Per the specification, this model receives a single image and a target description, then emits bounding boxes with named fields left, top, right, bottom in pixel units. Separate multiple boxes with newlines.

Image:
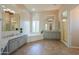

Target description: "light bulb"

left=62, top=19, right=66, bottom=22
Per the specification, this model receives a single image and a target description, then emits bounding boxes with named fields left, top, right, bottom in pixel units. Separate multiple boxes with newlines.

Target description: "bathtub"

left=27, top=33, right=43, bottom=42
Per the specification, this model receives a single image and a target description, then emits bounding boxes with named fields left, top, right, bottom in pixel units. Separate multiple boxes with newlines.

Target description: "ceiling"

left=0, top=4, right=62, bottom=13
left=24, top=4, right=61, bottom=12
left=15, top=4, right=61, bottom=12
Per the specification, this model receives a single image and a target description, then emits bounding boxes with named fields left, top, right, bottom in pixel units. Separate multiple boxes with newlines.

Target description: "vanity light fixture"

left=62, top=19, right=66, bottom=22
left=48, top=18, right=53, bottom=23
left=3, top=8, right=15, bottom=14
left=48, top=19, right=53, bottom=21
left=10, top=10, right=15, bottom=14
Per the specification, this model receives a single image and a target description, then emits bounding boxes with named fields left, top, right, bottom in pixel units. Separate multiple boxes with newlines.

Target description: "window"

left=23, top=21, right=30, bottom=34
left=32, top=20, right=39, bottom=33
left=45, top=24, right=48, bottom=30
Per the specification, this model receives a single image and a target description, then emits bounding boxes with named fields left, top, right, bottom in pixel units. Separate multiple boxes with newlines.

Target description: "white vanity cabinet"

left=18, top=35, right=27, bottom=47
left=2, top=35, right=27, bottom=55
left=43, top=31, right=60, bottom=40
left=8, top=38, right=19, bottom=53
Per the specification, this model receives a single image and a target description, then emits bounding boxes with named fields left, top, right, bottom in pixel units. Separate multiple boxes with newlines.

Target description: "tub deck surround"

left=0, top=33, right=27, bottom=54
left=27, top=33, right=43, bottom=42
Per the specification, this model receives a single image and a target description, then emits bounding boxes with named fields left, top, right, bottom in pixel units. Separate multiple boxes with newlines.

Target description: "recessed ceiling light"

left=32, top=8, right=36, bottom=11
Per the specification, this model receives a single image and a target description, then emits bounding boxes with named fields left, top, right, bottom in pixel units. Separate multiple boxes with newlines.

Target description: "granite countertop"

left=44, top=30, right=60, bottom=32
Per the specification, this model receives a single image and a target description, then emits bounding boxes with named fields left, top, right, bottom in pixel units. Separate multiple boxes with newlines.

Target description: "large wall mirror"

left=45, top=16, right=55, bottom=31
left=2, top=10, right=20, bottom=31
left=61, top=10, right=68, bottom=42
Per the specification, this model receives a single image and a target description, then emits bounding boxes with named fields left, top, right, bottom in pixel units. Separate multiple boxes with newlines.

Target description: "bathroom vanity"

left=43, top=31, right=60, bottom=40
left=1, top=33, right=27, bottom=55
left=43, top=15, right=60, bottom=40
left=0, top=10, right=27, bottom=55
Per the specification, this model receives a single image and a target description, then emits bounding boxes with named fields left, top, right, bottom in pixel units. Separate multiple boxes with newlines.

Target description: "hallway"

left=12, top=39, right=79, bottom=55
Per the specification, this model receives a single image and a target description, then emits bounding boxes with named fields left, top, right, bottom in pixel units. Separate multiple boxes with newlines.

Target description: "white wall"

left=70, top=5, right=79, bottom=47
